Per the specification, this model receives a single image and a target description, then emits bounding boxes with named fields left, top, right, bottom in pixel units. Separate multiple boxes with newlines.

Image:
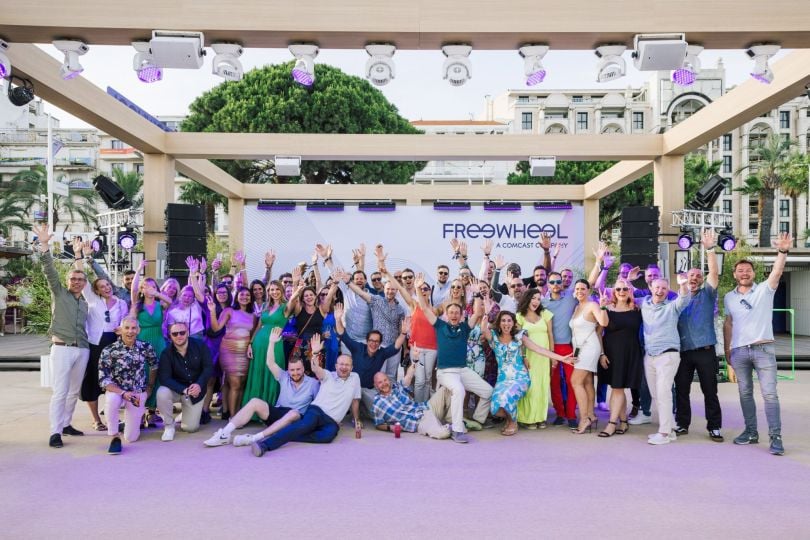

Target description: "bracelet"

left=704, top=245, right=716, bottom=250
left=600, top=306, right=608, bottom=311
left=778, top=249, right=789, bottom=254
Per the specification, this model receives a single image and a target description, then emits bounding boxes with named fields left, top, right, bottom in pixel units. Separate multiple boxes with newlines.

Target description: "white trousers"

left=49, top=345, right=89, bottom=434
left=105, top=391, right=147, bottom=442
left=437, top=367, right=492, bottom=433
left=412, top=347, right=438, bottom=403
left=157, top=387, right=204, bottom=433
left=644, top=351, right=681, bottom=435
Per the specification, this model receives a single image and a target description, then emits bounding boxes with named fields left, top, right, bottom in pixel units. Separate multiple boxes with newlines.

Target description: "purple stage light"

left=484, top=201, right=522, bottom=211
left=62, top=68, right=82, bottom=80
left=526, top=69, right=546, bottom=86
left=720, top=235, right=737, bottom=251
left=750, top=71, right=772, bottom=84
left=672, top=68, right=696, bottom=87
left=137, top=65, right=162, bottom=83
left=0, top=64, right=7, bottom=78
left=292, top=68, right=314, bottom=87
left=677, top=234, right=694, bottom=250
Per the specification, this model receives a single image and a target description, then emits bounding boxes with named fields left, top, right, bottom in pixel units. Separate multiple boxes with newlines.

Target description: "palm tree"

left=11, top=164, right=99, bottom=229
left=779, top=152, right=809, bottom=247
left=735, top=134, right=805, bottom=247
left=178, top=179, right=227, bottom=234
left=110, top=167, right=144, bottom=210
left=0, top=193, right=29, bottom=237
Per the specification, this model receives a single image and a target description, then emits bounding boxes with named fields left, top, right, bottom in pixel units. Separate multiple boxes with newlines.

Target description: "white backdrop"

left=242, top=205, right=584, bottom=284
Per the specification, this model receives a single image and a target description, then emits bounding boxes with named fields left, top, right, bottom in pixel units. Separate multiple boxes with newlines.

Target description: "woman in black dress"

left=597, top=278, right=643, bottom=437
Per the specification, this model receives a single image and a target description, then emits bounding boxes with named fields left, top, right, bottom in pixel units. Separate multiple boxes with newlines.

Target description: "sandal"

left=598, top=421, right=617, bottom=438
left=92, top=421, right=107, bottom=432
left=616, top=420, right=629, bottom=435
left=501, top=423, right=518, bottom=436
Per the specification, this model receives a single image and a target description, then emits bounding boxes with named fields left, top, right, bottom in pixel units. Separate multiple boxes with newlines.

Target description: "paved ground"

left=1, top=370, right=808, bottom=539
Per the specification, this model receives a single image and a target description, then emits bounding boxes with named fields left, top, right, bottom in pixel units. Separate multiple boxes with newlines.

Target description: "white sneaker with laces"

left=648, top=432, right=673, bottom=445
left=628, top=413, right=652, bottom=425
left=233, top=434, right=254, bottom=447
left=203, top=428, right=231, bottom=447
left=161, top=426, right=175, bottom=442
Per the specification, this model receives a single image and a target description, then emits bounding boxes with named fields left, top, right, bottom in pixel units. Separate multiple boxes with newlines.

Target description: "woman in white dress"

left=569, top=279, right=609, bottom=434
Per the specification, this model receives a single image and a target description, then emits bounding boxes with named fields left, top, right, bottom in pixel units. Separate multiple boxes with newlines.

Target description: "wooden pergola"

left=3, top=0, right=810, bottom=274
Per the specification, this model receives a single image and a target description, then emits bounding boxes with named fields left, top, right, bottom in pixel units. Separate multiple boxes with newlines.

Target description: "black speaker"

left=166, top=203, right=205, bottom=221
left=93, top=175, right=132, bottom=210
left=622, top=206, right=659, bottom=222
left=167, top=236, right=206, bottom=254
left=621, top=221, right=659, bottom=238
left=166, top=203, right=206, bottom=271
left=622, top=237, right=659, bottom=254
left=168, top=252, right=206, bottom=269
left=166, top=220, right=206, bottom=237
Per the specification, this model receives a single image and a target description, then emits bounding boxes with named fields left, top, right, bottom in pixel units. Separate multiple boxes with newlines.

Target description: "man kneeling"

left=204, top=328, right=320, bottom=447
left=251, top=334, right=361, bottom=457
left=373, top=359, right=452, bottom=439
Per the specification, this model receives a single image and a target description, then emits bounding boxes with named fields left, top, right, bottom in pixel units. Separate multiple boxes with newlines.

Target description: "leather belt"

left=53, top=341, right=80, bottom=347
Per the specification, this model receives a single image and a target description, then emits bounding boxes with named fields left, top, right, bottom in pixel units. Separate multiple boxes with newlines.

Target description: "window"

left=576, top=112, right=588, bottom=131
left=722, top=200, right=732, bottom=214
left=779, top=222, right=790, bottom=234
left=111, top=139, right=125, bottom=150
left=779, top=199, right=790, bottom=218
left=723, top=179, right=732, bottom=195
left=722, top=134, right=732, bottom=151
left=572, top=95, right=583, bottom=103
left=111, top=162, right=125, bottom=172
left=723, top=155, right=732, bottom=173
left=633, top=112, right=644, bottom=130
left=749, top=199, right=759, bottom=216
left=517, top=95, right=530, bottom=103
left=780, top=111, right=790, bottom=129
left=521, top=112, right=533, bottom=131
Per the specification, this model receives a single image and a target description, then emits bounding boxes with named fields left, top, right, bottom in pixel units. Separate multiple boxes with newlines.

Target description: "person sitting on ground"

left=157, top=321, right=214, bottom=441
left=204, top=328, right=320, bottom=448
left=98, top=316, right=157, bottom=455
left=372, top=359, right=454, bottom=440
left=251, top=344, right=362, bottom=457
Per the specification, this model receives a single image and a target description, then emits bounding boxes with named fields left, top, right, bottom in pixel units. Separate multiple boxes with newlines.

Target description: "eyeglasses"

left=170, top=330, right=187, bottom=337
left=615, top=287, right=629, bottom=292
left=69, top=277, right=86, bottom=282
left=740, top=299, right=753, bottom=310
left=547, top=280, right=562, bottom=285
left=281, top=280, right=292, bottom=285
left=450, top=285, right=462, bottom=289
left=318, top=293, right=328, bottom=298
left=104, top=310, right=110, bottom=323
left=401, top=275, right=414, bottom=280
left=221, top=280, right=233, bottom=285
left=367, top=338, right=381, bottom=344
left=420, top=286, right=430, bottom=293
left=371, top=277, right=382, bottom=282
left=437, top=271, right=449, bottom=276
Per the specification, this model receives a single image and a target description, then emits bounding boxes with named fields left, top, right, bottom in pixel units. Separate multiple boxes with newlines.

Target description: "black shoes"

left=200, top=410, right=212, bottom=425
left=709, top=429, right=724, bottom=442
left=674, top=426, right=689, bottom=435
left=769, top=435, right=785, bottom=456
left=552, top=416, right=566, bottom=426
left=49, top=433, right=63, bottom=448
left=733, top=431, right=759, bottom=445
left=62, top=425, right=84, bottom=436
left=107, top=436, right=122, bottom=455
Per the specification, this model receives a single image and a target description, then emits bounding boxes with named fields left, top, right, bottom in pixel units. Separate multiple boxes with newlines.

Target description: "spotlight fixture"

left=149, top=30, right=205, bottom=69
left=441, top=44, right=472, bottom=87
left=677, top=228, right=694, bottom=250
left=519, top=44, right=548, bottom=86
left=358, top=201, right=396, bottom=212
left=7, top=75, right=34, bottom=106
left=306, top=201, right=344, bottom=212
left=53, top=40, right=89, bottom=80
left=132, top=41, right=162, bottom=83
left=595, top=45, right=626, bottom=83
left=0, top=39, right=10, bottom=79
left=534, top=201, right=573, bottom=211
left=289, top=43, right=318, bottom=87
left=747, top=44, right=780, bottom=84
left=117, top=228, right=137, bottom=251
left=433, top=200, right=471, bottom=211
left=90, top=231, right=107, bottom=256
left=211, top=43, right=243, bottom=81
left=93, top=174, right=133, bottom=210
left=672, top=45, right=703, bottom=87
left=274, top=155, right=302, bottom=176
left=257, top=200, right=296, bottom=211
left=718, top=226, right=737, bottom=251
left=483, top=201, right=522, bottom=211
left=365, top=44, right=396, bottom=86
left=529, top=156, right=556, bottom=177
left=688, top=174, right=726, bottom=211
left=632, top=33, right=687, bottom=71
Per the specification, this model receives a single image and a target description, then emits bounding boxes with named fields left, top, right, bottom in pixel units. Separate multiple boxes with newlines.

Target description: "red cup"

left=393, top=422, right=401, bottom=438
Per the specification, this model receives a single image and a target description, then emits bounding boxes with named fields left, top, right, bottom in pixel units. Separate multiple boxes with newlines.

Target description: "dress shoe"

left=62, top=425, right=84, bottom=436
left=49, top=433, right=64, bottom=448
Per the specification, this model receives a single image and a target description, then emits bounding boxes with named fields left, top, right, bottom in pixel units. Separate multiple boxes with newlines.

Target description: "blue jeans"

left=256, top=405, right=339, bottom=453
left=729, top=343, right=781, bottom=436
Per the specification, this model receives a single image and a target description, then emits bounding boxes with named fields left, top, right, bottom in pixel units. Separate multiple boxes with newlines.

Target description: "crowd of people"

left=32, top=221, right=790, bottom=457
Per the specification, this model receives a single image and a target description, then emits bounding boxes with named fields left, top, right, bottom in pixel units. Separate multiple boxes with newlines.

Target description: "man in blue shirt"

left=723, top=233, right=791, bottom=456
left=675, top=230, right=723, bottom=442
left=543, top=271, right=579, bottom=427
left=203, top=328, right=321, bottom=448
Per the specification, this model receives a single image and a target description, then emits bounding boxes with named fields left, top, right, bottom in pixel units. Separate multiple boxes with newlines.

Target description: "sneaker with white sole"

left=203, top=428, right=231, bottom=447
left=628, top=413, right=652, bottom=425
left=161, top=426, right=175, bottom=442
left=648, top=432, right=673, bottom=445
left=233, top=434, right=254, bottom=447
left=451, top=431, right=470, bottom=444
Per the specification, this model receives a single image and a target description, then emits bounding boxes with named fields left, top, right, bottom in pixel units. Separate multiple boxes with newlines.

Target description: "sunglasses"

left=371, top=277, right=382, bottom=282
left=401, top=275, right=414, bottom=280
left=104, top=310, right=110, bottom=323
left=547, top=280, right=562, bottom=285
left=437, top=271, right=449, bottom=276
left=450, top=285, right=462, bottom=289
left=740, top=299, right=753, bottom=310
left=221, top=280, right=233, bottom=285
left=170, top=330, right=187, bottom=337
left=420, top=286, right=430, bottom=292
left=319, top=293, right=328, bottom=297
left=615, top=287, right=629, bottom=292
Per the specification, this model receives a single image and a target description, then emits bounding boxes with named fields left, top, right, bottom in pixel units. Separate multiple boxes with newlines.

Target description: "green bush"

left=12, top=255, right=73, bottom=334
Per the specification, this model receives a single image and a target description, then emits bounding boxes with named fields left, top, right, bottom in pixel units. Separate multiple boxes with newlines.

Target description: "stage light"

left=484, top=201, right=522, bottom=211
left=289, top=44, right=318, bottom=87
left=672, top=45, right=703, bottom=87
left=677, top=229, right=694, bottom=249
left=7, top=75, right=34, bottom=106
left=534, top=201, right=573, bottom=210
left=117, top=228, right=137, bottom=251
left=91, top=231, right=107, bottom=255
left=93, top=174, right=133, bottom=210
left=719, top=226, right=737, bottom=251
left=358, top=201, right=396, bottom=212
left=0, top=39, right=10, bottom=79
left=211, top=43, right=243, bottom=81
left=306, top=201, right=344, bottom=212
left=519, top=45, right=548, bottom=86
left=632, top=33, right=687, bottom=71
left=595, top=45, right=626, bottom=83
left=132, top=41, right=162, bottom=83
left=688, top=174, right=726, bottom=211
left=257, top=200, right=296, bottom=211
left=747, top=44, right=780, bottom=84
left=441, top=44, right=472, bottom=87
left=365, top=44, right=396, bottom=86
left=53, top=40, right=88, bottom=80
left=433, top=201, right=471, bottom=211
left=275, top=155, right=301, bottom=176
left=150, top=30, right=205, bottom=69
left=529, top=156, right=556, bottom=177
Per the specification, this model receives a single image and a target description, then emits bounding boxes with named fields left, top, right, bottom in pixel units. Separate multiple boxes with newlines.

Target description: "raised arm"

left=491, top=254, right=506, bottom=290
left=353, top=243, right=366, bottom=274
left=480, top=315, right=492, bottom=342
left=206, top=296, right=229, bottom=332
left=311, top=249, right=323, bottom=292
left=701, top=229, right=720, bottom=290
left=413, top=276, right=438, bottom=325
left=319, top=280, right=339, bottom=317
left=333, top=302, right=345, bottom=335
left=587, top=241, right=609, bottom=289
left=262, top=250, right=276, bottom=284
left=265, top=327, right=285, bottom=379
left=478, top=240, right=493, bottom=280
left=593, top=291, right=610, bottom=327
left=467, top=296, right=484, bottom=328
left=380, top=265, right=415, bottom=310
left=309, top=333, right=327, bottom=381
left=285, top=283, right=305, bottom=316
left=767, top=232, right=792, bottom=290
left=522, top=334, right=573, bottom=364
left=539, top=233, right=552, bottom=272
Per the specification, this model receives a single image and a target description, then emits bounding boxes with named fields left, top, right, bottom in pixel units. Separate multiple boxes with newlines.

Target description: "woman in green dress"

left=243, top=281, right=293, bottom=407
left=516, top=288, right=555, bottom=429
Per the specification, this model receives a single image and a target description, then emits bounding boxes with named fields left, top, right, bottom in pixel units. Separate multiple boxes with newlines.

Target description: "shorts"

left=264, top=406, right=293, bottom=426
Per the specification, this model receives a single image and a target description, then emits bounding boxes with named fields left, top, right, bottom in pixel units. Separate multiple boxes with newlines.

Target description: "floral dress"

left=489, top=330, right=531, bottom=420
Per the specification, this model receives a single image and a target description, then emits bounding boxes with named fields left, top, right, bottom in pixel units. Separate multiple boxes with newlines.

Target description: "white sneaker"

left=668, top=431, right=677, bottom=441
left=161, top=426, right=175, bottom=442
left=648, top=433, right=673, bottom=445
left=233, top=434, right=254, bottom=447
left=203, top=428, right=231, bottom=447
left=628, top=413, right=652, bottom=425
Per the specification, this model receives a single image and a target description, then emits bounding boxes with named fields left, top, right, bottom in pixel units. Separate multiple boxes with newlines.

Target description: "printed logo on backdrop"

left=442, top=222, right=569, bottom=251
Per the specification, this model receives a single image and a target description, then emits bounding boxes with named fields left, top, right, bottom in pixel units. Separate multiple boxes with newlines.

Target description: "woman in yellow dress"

left=516, top=288, right=555, bottom=429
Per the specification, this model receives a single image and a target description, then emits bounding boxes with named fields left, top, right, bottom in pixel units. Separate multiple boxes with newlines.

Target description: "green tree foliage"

left=13, top=254, right=72, bottom=334
left=11, top=165, right=98, bottom=229
left=178, top=180, right=227, bottom=234
left=182, top=61, right=426, bottom=184
left=0, top=190, right=29, bottom=236
left=110, top=168, right=144, bottom=210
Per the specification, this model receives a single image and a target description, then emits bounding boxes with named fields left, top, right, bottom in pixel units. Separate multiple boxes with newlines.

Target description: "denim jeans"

left=257, top=405, right=339, bottom=453
left=729, top=343, right=781, bottom=436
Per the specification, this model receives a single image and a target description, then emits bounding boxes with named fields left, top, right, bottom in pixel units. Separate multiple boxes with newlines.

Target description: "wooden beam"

left=175, top=159, right=244, bottom=199
left=241, top=183, right=585, bottom=201
left=663, top=49, right=810, bottom=155
left=165, top=133, right=663, bottom=161
left=583, top=161, right=653, bottom=199
left=1, top=1, right=809, bottom=48
left=4, top=44, right=167, bottom=154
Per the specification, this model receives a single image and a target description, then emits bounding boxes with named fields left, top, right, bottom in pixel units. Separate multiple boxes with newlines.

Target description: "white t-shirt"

left=312, top=371, right=361, bottom=423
